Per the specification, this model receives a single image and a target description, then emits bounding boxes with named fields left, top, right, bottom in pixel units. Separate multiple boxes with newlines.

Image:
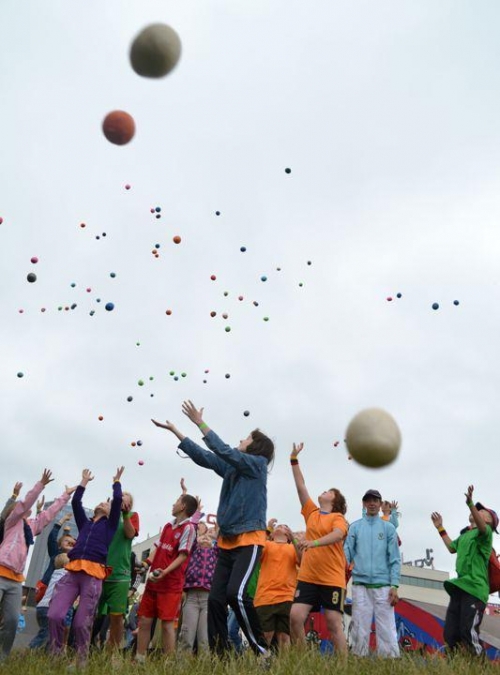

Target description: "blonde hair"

left=54, top=553, right=69, bottom=569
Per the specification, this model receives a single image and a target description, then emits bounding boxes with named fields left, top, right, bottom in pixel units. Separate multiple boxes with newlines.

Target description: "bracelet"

left=313, top=540, right=320, bottom=547
left=438, top=528, right=448, bottom=538
left=199, top=422, right=208, bottom=431
left=123, top=512, right=132, bottom=520
left=467, top=500, right=474, bottom=508
left=290, top=458, right=299, bottom=466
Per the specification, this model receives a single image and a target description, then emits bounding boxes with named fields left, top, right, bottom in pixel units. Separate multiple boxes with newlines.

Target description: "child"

left=152, top=400, right=274, bottom=657
left=135, top=491, right=197, bottom=660
left=48, top=467, right=124, bottom=667
left=254, top=522, right=300, bottom=650
left=31, top=553, right=70, bottom=650
left=432, top=485, right=497, bottom=656
left=96, top=491, right=140, bottom=651
left=0, top=471, right=74, bottom=661
left=178, top=526, right=218, bottom=652
left=289, top=443, right=348, bottom=655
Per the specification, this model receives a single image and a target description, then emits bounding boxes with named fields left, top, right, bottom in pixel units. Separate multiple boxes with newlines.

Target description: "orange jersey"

left=217, top=530, right=267, bottom=550
left=254, top=540, right=298, bottom=607
left=297, top=498, right=348, bottom=588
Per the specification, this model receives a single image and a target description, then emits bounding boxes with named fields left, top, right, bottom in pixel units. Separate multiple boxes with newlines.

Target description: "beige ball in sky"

left=130, top=24, right=182, bottom=78
left=345, top=408, right=401, bottom=468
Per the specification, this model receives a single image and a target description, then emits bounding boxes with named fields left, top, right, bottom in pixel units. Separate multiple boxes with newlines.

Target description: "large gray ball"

left=130, top=24, right=182, bottom=78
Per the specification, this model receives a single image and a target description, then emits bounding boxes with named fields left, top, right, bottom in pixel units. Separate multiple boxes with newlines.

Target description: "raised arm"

left=72, top=470, right=94, bottom=531
left=5, top=470, right=53, bottom=528
left=465, top=485, right=487, bottom=534
left=431, top=512, right=456, bottom=554
left=290, top=443, right=310, bottom=508
left=108, top=467, right=124, bottom=538
left=1, top=482, right=22, bottom=521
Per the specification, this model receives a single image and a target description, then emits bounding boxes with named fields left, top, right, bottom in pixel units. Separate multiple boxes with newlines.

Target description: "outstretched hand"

left=81, top=469, right=94, bottom=485
left=151, top=418, right=177, bottom=433
left=113, top=466, right=125, bottom=483
left=180, top=478, right=187, bottom=494
left=431, top=512, right=443, bottom=529
left=36, top=495, right=45, bottom=513
left=291, top=442, right=304, bottom=459
left=40, top=469, right=54, bottom=486
left=465, top=485, right=474, bottom=505
left=65, top=485, right=77, bottom=496
left=182, top=400, right=204, bottom=426
left=12, top=482, right=22, bottom=498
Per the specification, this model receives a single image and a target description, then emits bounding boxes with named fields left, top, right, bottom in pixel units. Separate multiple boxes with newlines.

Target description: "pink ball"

left=31, top=256, right=39, bottom=264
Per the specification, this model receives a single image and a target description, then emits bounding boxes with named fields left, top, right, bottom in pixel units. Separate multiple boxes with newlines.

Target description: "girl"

left=152, top=399, right=274, bottom=657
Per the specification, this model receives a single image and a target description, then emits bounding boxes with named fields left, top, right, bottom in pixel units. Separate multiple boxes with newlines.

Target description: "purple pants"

left=48, top=571, right=102, bottom=661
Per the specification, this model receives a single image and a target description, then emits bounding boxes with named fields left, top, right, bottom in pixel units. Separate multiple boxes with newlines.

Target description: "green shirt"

left=444, top=525, right=492, bottom=604
left=106, top=512, right=139, bottom=582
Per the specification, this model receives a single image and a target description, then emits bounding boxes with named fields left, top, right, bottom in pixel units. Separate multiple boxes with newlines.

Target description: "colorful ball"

left=102, top=110, right=136, bottom=146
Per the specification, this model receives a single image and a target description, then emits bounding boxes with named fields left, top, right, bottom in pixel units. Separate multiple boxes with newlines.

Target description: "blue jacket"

left=344, top=515, right=401, bottom=587
left=179, top=430, right=268, bottom=537
left=68, top=481, right=122, bottom=565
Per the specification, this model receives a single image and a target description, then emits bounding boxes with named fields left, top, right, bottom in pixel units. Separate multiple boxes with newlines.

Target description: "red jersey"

left=149, top=518, right=196, bottom=593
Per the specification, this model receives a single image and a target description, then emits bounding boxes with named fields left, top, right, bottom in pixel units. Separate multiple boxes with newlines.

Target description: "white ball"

left=345, top=408, right=401, bottom=468
left=130, top=24, right=182, bottom=78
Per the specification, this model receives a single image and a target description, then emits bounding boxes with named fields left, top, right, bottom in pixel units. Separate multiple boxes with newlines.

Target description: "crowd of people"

left=0, top=399, right=497, bottom=666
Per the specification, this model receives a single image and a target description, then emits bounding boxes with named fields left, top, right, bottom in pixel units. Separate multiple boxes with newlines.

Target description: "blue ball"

left=453, top=300, right=460, bottom=306
left=396, top=293, right=402, bottom=299
left=261, top=275, right=267, bottom=282
left=105, top=302, right=115, bottom=311
left=110, top=272, right=116, bottom=278
left=432, top=303, right=439, bottom=310
left=240, top=246, right=246, bottom=252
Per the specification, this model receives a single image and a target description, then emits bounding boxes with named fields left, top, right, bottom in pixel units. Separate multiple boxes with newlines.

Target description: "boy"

left=432, top=484, right=497, bottom=656
left=344, top=489, right=401, bottom=658
left=135, top=491, right=197, bottom=660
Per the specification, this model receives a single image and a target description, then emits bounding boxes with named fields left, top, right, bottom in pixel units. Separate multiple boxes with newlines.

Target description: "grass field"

left=4, top=649, right=499, bottom=675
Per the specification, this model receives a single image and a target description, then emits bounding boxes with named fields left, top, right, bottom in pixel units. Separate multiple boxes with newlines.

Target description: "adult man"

left=344, top=489, right=400, bottom=658
left=97, top=491, right=139, bottom=650
left=432, top=485, right=497, bottom=656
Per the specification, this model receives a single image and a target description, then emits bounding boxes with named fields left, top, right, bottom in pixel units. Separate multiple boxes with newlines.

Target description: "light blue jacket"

left=344, top=515, right=401, bottom=587
left=179, top=430, right=268, bottom=537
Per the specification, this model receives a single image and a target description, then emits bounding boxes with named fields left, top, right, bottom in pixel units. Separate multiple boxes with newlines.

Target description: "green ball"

left=225, top=326, right=231, bottom=332
left=138, top=379, right=144, bottom=386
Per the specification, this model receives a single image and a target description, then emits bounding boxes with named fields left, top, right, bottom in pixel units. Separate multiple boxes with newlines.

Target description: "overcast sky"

left=2, top=0, right=500, bottom=591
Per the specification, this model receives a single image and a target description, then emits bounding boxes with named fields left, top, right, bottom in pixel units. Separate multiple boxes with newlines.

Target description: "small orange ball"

left=173, top=235, right=181, bottom=244
left=131, top=441, right=136, bottom=447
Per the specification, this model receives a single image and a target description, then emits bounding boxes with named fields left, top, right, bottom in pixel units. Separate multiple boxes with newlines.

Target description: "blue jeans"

left=29, top=607, right=49, bottom=650
left=227, top=607, right=243, bottom=653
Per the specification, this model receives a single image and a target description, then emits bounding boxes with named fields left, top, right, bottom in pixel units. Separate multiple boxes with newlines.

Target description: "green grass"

left=4, top=649, right=499, bottom=675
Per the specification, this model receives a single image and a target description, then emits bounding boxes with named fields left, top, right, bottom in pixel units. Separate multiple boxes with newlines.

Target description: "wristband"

left=199, top=422, right=208, bottom=431
left=313, top=540, right=320, bottom=547
left=438, top=528, right=448, bottom=538
left=123, top=512, right=132, bottom=519
left=467, top=500, right=474, bottom=508
left=11, top=494, right=17, bottom=500
left=293, top=539, right=298, bottom=545
left=290, top=458, right=299, bottom=466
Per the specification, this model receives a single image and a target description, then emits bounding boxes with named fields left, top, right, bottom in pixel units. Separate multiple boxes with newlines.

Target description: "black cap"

left=362, top=489, right=382, bottom=501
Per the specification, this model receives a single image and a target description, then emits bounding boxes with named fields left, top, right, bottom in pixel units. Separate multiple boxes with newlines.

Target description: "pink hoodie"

left=0, top=481, right=70, bottom=576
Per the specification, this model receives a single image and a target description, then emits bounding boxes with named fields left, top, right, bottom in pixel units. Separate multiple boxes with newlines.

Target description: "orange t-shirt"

left=297, top=498, right=348, bottom=588
left=254, top=540, right=298, bottom=607
left=217, top=530, right=267, bottom=550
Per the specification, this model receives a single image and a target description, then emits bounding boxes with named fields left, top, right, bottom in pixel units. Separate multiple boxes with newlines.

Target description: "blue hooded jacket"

left=179, top=430, right=267, bottom=537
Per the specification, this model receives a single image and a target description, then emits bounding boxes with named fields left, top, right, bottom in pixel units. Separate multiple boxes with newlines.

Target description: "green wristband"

left=314, top=540, right=320, bottom=547
left=199, top=422, right=208, bottom=431
left=467, top=500, right=474, bottom=508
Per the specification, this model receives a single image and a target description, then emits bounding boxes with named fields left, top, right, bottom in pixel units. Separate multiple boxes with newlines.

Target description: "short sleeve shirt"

left=297, top=498, right=348, bottom=588
left=445, top=525, right=493, bottom=604
left=106, top=513, right=140, bottom=582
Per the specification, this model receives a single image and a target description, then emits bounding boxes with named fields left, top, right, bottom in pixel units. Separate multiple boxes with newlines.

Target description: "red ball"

left=173, top=235, right=181, bottom=244
left=31, top=256, right=38, bottom=264
left=102, top=111, right=136, bottom=146
left=165, top=309, right=172, bottom=315
left=210, top=274, right=216, bottom=281
left=98, top=415, right=104, bottom=421
left=386, top=297, right=393, bottom=302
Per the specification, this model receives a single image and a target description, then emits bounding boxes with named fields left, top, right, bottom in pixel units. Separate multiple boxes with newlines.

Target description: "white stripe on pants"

left=351, top=585, right=399, bottom=658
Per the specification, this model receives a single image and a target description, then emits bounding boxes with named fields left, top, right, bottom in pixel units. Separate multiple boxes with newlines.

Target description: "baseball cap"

left=475, top=502, right=499, bottom=533
left=362, top=489, right=382, bottom=501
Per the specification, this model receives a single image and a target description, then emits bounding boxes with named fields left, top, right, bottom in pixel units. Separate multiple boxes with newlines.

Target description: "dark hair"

left=247, top=429, right=275, bottom=465
left=328, top=488, right=347, bottom=515
left=181, top=494, right=198, bottom=518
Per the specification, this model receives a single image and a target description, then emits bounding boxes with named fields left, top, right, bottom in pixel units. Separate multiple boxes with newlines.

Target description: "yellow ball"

left=345, top=408, right=401, bottom=468
left=130, top=24, right=182, bottom=78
